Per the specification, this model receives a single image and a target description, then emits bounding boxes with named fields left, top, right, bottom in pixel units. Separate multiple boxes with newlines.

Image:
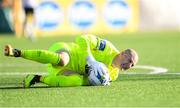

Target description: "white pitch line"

left=0, top=72, right=48, bottom=76
left=0, top=64, right=44, bottom=67
left=132, top=65, right=168, bottom=74
left=0, top=64, right=177, bottom=76
left=120, top=73, right=180, bottom=75
left=1, top=72, right=180, bottom=76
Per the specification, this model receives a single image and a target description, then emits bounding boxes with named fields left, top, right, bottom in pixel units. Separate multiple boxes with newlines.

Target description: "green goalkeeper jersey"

left=47, top=34, right=120, bottom=81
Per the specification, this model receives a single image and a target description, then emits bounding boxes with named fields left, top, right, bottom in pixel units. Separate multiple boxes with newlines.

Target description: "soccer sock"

left=13, top=49, right=21, bottom=57
left=30, top=75, right=41, bottom=85
left=40, top=75, right=89, bottom=87
left=21, top=50, right=61, bottom=65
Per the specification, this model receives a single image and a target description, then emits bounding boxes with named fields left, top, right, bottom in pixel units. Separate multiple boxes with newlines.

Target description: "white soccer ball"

left=87, top=63, right=111, bottom=86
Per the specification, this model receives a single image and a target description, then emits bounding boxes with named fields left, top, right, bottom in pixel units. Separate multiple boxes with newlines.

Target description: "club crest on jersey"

left=99, top=40, right=106, bottom=51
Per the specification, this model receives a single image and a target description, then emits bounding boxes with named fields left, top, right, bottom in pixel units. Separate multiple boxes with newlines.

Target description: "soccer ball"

left=86, top=63, right=111, bottom=86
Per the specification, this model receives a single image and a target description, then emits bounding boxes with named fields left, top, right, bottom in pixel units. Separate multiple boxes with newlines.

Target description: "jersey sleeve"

left=75, top=34, right=101, bottom=59
left=75, top=34, right=98, bottom=51
left=75, top=34, right=118, bottom=53
left=75, top=34, right=119, bottom=63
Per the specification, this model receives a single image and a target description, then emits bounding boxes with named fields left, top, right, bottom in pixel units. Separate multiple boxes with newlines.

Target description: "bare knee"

left=59, top=52, right=70, bottom=66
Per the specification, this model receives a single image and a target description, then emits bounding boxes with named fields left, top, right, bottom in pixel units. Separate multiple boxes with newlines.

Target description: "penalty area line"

left=0, top=65, right=179, bottom=76
left=0, top=64, right=44, bottom=67
left=0, top=72, right=180, bottom=76
left=0, top=64, right=168, bottom=74
left=0, top=72, right=48, bottom=76
left=120, top=73, right=180, bottom=75
left=132, top=65, right=168, bottom=74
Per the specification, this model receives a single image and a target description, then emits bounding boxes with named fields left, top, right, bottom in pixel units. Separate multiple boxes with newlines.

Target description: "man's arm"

left=75, top=34, right=98, bottom=56
left=75, top=34, right=119, bottom=55
left=75, top=34, right=120, bottom=82
left=75, top=34, right=106, bottom=51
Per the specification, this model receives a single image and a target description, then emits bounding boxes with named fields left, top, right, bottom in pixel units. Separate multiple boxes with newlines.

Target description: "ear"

left=118, top=52, right=124, bottom=60
left=121, top=51, right=125, bottom=56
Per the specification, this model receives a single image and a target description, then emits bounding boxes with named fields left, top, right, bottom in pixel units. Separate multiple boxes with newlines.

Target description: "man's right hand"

left=86, top=56, right=106, bottom=75
left=85, top=56, right=110, bottom=85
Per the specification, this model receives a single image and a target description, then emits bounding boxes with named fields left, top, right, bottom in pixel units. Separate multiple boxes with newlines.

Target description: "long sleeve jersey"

left=47, top=34, right=120, bottom=81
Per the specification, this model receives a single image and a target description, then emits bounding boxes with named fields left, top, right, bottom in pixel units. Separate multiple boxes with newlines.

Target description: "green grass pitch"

left=0, top=31, right=180, bottom=107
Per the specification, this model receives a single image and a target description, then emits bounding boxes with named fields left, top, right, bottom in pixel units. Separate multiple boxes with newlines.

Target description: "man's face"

left=119, top=52, right=137, bottom=70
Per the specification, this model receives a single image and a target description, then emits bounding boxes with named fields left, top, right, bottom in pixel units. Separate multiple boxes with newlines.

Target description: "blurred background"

left=1, top=0, right=180, bottom=107
left=0, top=0, right=180, bottom=38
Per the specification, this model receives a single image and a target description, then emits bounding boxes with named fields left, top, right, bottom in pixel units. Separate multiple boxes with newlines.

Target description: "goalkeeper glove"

left=86, top=56, right=110, bottom=86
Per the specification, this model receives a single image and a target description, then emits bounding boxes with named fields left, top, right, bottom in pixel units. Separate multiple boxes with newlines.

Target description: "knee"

left=59, top=52, right=70, bottom=66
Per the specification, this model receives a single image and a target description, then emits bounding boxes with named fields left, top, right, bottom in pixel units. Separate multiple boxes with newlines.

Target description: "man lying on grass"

left=4, top=34, right=138, bottom=88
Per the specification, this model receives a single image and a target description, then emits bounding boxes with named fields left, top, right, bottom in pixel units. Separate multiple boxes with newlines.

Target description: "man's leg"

left=21, top=50, right=60, bottom=65
left=41, top=74, right=89, bottom=87
left=23, top=74, right=89, bottom=88
left=23, top=74, right=41, bottom=88
left=4, top=45, right=69, bottom=66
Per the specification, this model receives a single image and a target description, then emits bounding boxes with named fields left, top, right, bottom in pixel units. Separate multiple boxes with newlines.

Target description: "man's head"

left=113, top=49, right=138, bottom=70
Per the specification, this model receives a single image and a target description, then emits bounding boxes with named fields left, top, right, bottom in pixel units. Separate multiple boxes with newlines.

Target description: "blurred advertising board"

left=34, top=0, right=139, bottom=36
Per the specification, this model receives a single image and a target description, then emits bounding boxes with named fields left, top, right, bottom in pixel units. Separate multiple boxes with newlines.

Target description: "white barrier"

left=140, top=0, right=180, bottom=30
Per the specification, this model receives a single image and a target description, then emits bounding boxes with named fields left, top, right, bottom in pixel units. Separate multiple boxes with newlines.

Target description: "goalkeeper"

left=4, top=34, right=138, bottom=87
